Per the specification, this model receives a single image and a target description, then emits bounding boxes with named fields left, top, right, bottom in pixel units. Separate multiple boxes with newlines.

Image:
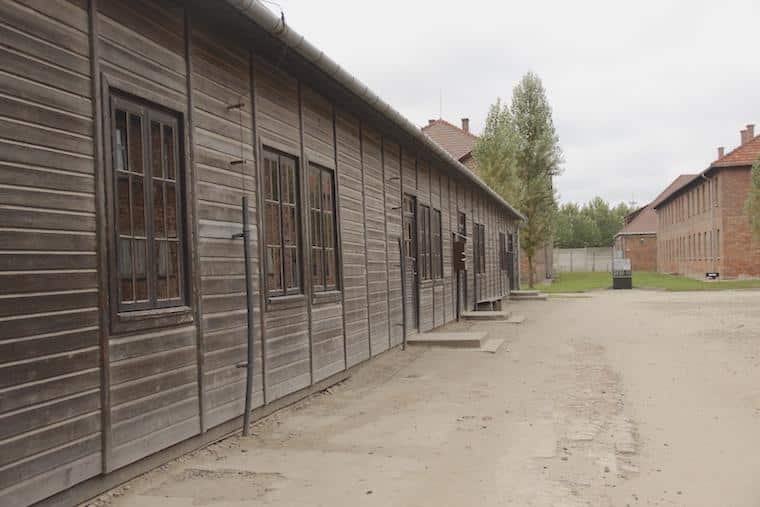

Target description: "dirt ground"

left=87, top=290, right=760, bottom=506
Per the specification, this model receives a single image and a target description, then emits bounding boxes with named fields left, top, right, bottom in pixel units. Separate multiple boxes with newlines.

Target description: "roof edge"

left=221, top=0, right=525, bottom=221
left=709, top=133, right=760, bottom=169
left=615, top=231, right=656, bottom=238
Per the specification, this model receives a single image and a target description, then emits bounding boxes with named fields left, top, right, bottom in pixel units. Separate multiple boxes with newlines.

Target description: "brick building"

left=614, top=204, right=658, bottom=271
left=654, top=125, right=760, bottom=278
left=422, top=118, right=554, bottom=284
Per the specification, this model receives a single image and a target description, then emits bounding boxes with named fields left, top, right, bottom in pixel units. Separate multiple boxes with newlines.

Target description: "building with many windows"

left=654, top=126, right=760, bottom=278
left=0, top=1, right=524, bottom=505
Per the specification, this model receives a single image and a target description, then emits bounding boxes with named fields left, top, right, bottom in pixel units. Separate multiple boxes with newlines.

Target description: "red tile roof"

left=617, top=204, right=657, bottom=236
left=653, top=134, right=760, bottom=209
left=421, top=119, right=479, bottom=162
left=650, top=174, right=697, bottom=209
left=711, top=134, right=760, bottom=168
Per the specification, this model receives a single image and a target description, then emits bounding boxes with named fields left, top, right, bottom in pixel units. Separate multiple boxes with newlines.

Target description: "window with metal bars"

left=110, top=93, right=186, bottom=313
left=419, top=204, right=431, bottom=280
left=431, top=209, right=442, bottom=279
left=474, top=223, right=486, bottom=274
left=457, top=211, right=466, bottom=238
left=499, top=232, right=507, bottom=270
left=309, top=163, right=338, bottom=291
left=263, top=148, right=301, bottom=297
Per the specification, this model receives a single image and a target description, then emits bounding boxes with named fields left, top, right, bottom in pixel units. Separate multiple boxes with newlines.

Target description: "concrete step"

left=480, top=338, right=505, bottom=353
left=461, top=310, right=510, bottom=321
left=406, top=332, right=486, bottom=349
left=510, top=292, right=548, bottom=301
left=506, top=314, right=526, bottom=324
left=510, top=289, right=540, bottom=297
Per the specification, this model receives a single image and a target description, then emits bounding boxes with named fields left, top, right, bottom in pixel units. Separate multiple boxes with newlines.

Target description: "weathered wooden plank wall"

left=191, top=24, right=263, bottom=430
left=253, top=57, right=311, bottom=402
left=444, top=176, right=455, bottom=318
left=416, top=159, right=433, bottom=332
left=400, top=149, right=417, bottom=330
left=0, top=1, right=102, bottom=505
left=301, top=86, right=345, bottom=381
left=382, top=140, right=403, bottom=347
left=362, top=126, right=390, bottom=355
left=335, top=111, right=369, bottom=366
left=0, top=1, right=521, bottom=504
left=96, top=0, right=202, bottom=472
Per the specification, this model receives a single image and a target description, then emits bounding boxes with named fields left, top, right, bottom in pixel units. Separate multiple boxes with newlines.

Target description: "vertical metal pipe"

left=398, top=237, right=407, bottom=350
left=241, top=196, right=255, bottom=436
left=456, top=262, right=461, bottom=322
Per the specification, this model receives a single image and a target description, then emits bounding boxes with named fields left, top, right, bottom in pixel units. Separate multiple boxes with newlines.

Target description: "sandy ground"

left=87, top=290, right=760, bottom=506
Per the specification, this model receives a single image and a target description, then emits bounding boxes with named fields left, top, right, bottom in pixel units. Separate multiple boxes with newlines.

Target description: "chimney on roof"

left=428, top=119, right=436, bottom=126
left=747, top=124, right=756, bottom=139
left=461, top=118, right=469, bottom=133
left=741, top=128, right=750, bottom=145
left=718, top=146, right=725, bottom=158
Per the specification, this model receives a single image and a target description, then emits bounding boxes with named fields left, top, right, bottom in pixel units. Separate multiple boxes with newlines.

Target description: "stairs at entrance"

left=406, top=332, right=487, bottom=348
left=461, top=310, right=510, bottom=321
left=509, top=289, right=548, bottom=301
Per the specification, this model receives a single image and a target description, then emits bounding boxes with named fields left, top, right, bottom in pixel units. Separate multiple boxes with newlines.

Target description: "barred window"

left=499, top=232, right=507, bottom=270
left=419, top=204, right=431, bottom=280
left=431, top=209, right=442, bottom=279
left=111, top=93, right=185, bottom=312
left=263, top=148, right=301, bottom=297
left=474, top=223, right=486, bottom=274
left=309, top=164, right=338, bottom=291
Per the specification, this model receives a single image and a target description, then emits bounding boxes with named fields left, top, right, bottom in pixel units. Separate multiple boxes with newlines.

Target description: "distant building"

left=653, top=125, right=760, bottom=278
left=423, top=118, right=553, bottom=284
left=614, top=204, right=658, bottom=271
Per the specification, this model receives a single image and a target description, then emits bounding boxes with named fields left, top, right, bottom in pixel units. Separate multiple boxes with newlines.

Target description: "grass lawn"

left=537, top=271, right=760, bottom=293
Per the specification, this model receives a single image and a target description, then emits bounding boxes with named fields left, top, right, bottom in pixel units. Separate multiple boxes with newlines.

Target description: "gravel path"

left=87, top=290, right=760, bottom=506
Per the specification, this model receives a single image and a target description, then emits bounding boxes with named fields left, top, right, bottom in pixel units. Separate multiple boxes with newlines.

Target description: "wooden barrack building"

left=0, top=1, right=523, bottom=505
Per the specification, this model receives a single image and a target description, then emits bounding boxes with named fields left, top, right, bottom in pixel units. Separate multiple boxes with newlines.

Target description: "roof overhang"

left=202, top=0, right=525, bottom=221
left=615, top=231, right=656, bottom=238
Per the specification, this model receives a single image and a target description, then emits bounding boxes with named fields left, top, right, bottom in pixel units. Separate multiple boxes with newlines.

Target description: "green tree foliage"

left=744, top=158, right=760, bottom=240
left=474, top=72, right=562, bottom=287
left=474, top=99, right=519, bottom=205
left=554, top=197, right=635, bottom=248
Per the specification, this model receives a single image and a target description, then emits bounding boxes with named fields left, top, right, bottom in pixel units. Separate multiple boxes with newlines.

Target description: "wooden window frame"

left=309, top=162, right=339, bottom=293
left=431, top=208, right=443, bottom=279
left=262, top=146, right=303, bottom=300
left=103, top=88, right=192, bottom=335
left=474, top=223, right=486, bottom=274
left=418, top=204, right=432, bottom=281
left=457, top=211, right=467, bottom=239
left=499, top=232, right=507, bottom=271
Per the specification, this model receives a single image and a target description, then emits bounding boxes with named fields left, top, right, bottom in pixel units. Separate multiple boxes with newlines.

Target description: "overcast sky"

left=273, top=0, right=760, bottom=206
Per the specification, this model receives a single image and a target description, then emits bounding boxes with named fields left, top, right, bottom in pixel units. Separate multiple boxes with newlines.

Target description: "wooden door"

left=402, top=194, right=418, bottom=329
left=456, top=211, right=467, bottom=314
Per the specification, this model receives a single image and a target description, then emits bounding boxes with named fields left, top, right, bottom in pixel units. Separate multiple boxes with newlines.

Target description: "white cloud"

left=274, top=0, right=760, bottom=206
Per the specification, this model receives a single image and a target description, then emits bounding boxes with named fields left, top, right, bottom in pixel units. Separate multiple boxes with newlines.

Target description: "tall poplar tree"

left=474, top=99, right=519, bottom=205
left=511, top=73, right=562, bottom=287
left=475, top=72, right=562, bottom=287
